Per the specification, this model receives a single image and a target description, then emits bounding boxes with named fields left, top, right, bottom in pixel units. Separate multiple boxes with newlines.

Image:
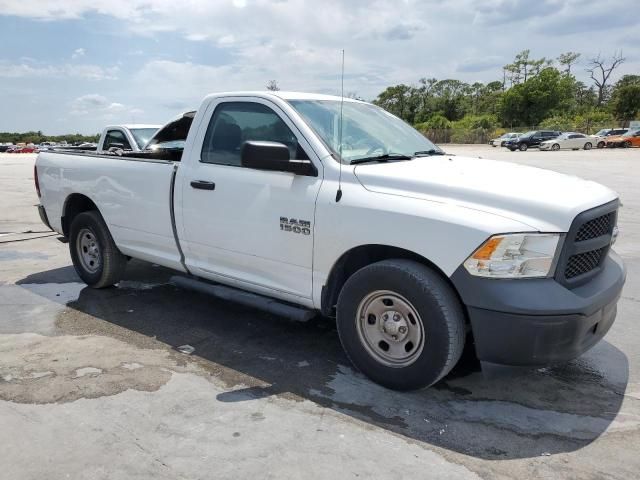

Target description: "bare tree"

left=266, top=80, right=280, bottom=91
left=587, top=52, right=625, bottom=105
left=557, top=51, right=581, bottom=75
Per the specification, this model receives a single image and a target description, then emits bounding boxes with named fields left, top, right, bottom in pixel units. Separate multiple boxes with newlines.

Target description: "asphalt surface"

left=1, top=146, right=639, bottom=479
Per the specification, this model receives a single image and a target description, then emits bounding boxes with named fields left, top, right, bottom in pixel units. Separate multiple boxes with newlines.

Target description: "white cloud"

left=71, top=48, right=85, bottom=59
left=70, top=94, right=143, bottom=120
left=0, top=61, right=118, bottom=80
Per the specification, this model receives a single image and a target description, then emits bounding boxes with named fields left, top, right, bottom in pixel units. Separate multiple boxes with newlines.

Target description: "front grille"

left=565, top=247, right=607, bottom=279
left=557, top=201, right=618, bottom=286
left=575, top=213, right=614, bottom=242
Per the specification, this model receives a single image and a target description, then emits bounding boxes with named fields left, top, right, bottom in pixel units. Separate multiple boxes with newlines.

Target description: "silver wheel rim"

left=356, top=290, right=425, bottom=368
left=552, top=144, right=559, bottom=150
left=585, top=143, right=592, bottom=150
left=76, top=227, right=101, bottom=273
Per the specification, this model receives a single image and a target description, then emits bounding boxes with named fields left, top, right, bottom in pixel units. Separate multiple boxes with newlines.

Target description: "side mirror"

left=241, top=141, right=317, bottom=176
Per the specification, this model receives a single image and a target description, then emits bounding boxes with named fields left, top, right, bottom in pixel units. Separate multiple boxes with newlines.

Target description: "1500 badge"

left=280, top=217, right=311, bottom=235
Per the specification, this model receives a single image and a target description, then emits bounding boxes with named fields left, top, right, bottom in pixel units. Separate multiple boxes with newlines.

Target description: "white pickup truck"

left=35, top=91, right=626, bottom=390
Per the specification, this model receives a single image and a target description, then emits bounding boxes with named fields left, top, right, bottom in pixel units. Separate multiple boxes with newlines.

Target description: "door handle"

left=190, top=180, right=215, bottom=190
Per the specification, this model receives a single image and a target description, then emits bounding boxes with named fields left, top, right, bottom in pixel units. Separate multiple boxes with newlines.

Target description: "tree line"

left=0, top=131, right=99, bottom=145
left=372, top=50, right=640, bottom=142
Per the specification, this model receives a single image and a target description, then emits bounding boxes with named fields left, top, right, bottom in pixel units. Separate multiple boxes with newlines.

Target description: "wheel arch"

left=320, top=244, right=461, bottom=317
left=61, top=193, right=100, bottom=237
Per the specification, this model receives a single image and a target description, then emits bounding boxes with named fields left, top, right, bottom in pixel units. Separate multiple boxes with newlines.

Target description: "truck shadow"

left=18, top=261, right=629, bottom=460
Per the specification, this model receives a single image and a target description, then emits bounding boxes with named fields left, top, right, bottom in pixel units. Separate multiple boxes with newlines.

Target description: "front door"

left=179, top=98, right=323, bottom=303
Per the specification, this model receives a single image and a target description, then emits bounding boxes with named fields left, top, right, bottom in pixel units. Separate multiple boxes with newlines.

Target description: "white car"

left=35, top=91, right=625, bottom=390
left=539, top=132, right=593, bottom=151
left=489, top=132, right=520, bottom=147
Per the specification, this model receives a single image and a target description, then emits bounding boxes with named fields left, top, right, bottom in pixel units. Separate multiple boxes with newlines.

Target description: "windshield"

left=594, top=129, right=609, bottom=136
left=521, top=131, right=536, bottom=138
left=130, top=128, right=159, bottom=149
left=288, top=100, right=442, bottom=164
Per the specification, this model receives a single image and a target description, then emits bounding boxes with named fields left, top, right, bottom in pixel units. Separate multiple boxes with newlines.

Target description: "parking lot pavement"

left=1, top=149, right=639, bottom=479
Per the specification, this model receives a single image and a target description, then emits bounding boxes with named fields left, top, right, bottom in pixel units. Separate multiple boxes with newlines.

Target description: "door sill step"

left=170, top=275, right=316, bottom=322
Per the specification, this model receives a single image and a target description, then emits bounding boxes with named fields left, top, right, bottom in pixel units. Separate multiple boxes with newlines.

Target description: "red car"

left=6, top=146, right=36, bottom=153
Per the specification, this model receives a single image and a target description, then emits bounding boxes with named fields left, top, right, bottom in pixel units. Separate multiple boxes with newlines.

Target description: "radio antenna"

left=335, top=49, right=345, bottom=203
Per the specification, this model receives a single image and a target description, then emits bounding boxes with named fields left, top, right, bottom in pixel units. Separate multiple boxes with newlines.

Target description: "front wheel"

left=336, top=260, right=466, bottom=390
left=69, top=211, right=126, bottom=288
left=597, top=141, right=605, bottom=149
left=624, top=141, right=632, bottom=148
left=519, top=143, right=528, bottom=151
left=551, top=143, right=560, bottom=151
left=584, top=142, right=592, bottom=150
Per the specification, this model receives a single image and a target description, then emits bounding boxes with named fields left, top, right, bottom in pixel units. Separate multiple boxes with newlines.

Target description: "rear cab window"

left=103, top=130, right=132, bottom=150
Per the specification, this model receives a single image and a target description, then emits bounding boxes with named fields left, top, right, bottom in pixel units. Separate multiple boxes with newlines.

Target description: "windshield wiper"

left=350, top=153, right=413, bottom=165
left=413, top=149, right=445, bottom=156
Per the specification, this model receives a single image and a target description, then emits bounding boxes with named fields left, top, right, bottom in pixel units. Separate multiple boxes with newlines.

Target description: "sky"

left=0, top=0, right=638, bottom=135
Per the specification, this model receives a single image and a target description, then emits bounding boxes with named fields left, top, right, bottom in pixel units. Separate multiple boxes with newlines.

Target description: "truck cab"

left=97, top=124, right=161, bottom=152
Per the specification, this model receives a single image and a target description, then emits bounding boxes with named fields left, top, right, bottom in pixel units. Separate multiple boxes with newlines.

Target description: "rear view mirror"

left=241, top=141, right=316, bottom=176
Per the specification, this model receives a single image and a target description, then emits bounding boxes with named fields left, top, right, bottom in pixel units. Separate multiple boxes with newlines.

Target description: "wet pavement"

left=1, top=150, right=640, bottom=479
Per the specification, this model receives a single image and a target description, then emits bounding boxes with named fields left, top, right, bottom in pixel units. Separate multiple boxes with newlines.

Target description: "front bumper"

left=450, top=251, right=626, bottom=366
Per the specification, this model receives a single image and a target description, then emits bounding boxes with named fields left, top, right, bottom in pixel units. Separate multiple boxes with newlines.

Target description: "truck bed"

left=36, top=150, right=185, bottom=271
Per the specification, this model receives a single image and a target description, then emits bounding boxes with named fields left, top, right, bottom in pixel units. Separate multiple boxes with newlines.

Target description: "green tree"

left=557, top=52, right=581, bottom=75
left=500, top=67, right=574, bottom=126
left=610, top=75, right=640, bottom=124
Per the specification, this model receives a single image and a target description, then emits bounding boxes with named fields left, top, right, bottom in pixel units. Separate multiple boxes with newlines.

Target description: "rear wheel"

left=519, top=143, right=528, bottom=151
left=336, top=260, right=465, bottom=390
left=551, top=143, right=560, bottom=151
left=69, top=211, right=126, bottom=288
left=584, top=142, right=592, bottom=150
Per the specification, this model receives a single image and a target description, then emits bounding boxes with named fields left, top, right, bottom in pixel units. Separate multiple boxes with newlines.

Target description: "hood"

left=354, top=155, right=617, bottom=231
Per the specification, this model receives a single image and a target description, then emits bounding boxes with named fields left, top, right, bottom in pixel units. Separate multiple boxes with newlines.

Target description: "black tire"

left=519, top=143, right=528, bottom=151
left=597, top=141, right=605, bottom=149
left=584, top=142, right=592, bottom=150
left=551, top=143, right=560, bottom=151
left=336, top=259, right=465, bottom=390
left=624, top=140, right=632, bottom=148
left=508, top=147, right=516, bottom=152
left=69, top=211, right=126, bottom=288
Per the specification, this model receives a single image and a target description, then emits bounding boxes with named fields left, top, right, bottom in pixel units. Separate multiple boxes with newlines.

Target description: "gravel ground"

left=1, top=146, right=639, bottom=479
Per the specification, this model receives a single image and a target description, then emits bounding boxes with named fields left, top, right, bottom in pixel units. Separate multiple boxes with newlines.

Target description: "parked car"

left=605, top=130, right=640, bottom=148
left=590, top=129, right=629, bottom=149
left=0, top=144, right=14, bottom=153
left=489, top=132, right=520, bottom=147
left=35, top=91, right=625, bottom=391
left=504, top=130, right=561, bottom=151
left=539, top=132, right=593, bottom=151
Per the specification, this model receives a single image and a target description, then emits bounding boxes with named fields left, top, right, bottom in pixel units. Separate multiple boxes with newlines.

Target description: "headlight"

left=463, top=233, right=561, bottom=278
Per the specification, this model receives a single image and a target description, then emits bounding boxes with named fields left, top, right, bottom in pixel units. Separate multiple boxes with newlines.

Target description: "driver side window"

left=201, top=102, right=308, bottom=166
